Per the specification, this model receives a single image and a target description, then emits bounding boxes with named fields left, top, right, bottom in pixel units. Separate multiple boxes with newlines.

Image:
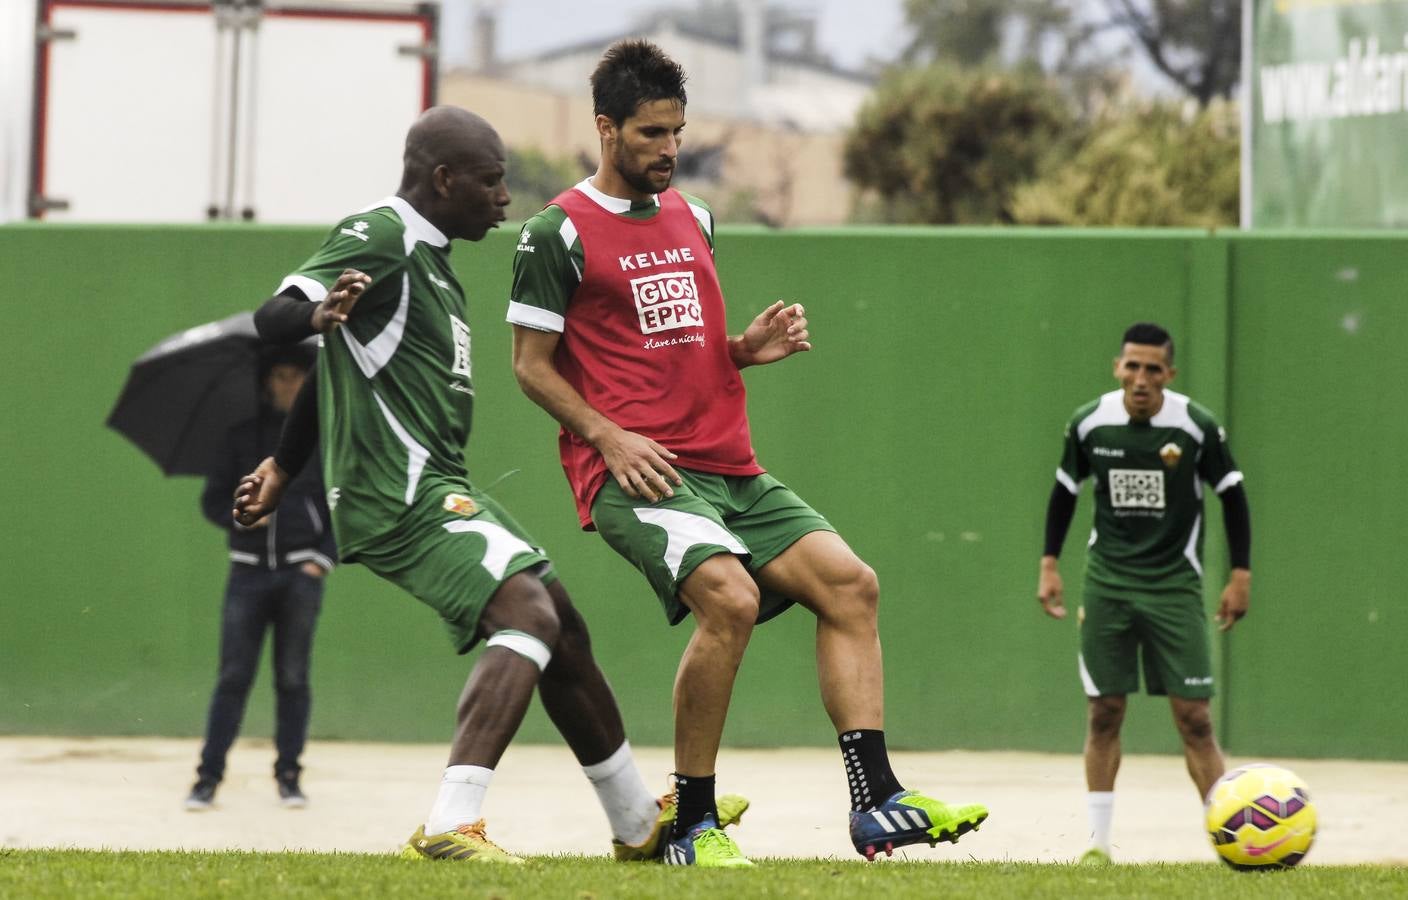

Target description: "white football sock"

left=425, top=765, right=493, bottom=834
left=582, top=741, right=658, bottom=846
left=1087, top=791, right=1115, bottom=853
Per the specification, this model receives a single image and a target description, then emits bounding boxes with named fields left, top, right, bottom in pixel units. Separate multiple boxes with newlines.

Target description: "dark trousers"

left=197, top=564, right=324, bottom=783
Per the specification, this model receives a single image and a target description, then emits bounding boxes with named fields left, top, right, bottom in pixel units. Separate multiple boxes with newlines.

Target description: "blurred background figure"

left=186, top=344, right=336, bottom=812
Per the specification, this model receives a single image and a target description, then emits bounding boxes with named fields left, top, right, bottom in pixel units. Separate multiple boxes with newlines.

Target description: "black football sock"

left=840, top=729, right=905, bottom=812
left=670, top=773, right=718, bottom=840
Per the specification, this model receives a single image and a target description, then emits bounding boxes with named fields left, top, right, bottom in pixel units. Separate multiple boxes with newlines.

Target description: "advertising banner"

left=1251, top=0, right=1408, bottom=227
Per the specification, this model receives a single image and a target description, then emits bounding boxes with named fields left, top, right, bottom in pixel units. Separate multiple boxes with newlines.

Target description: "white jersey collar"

left=361, top=195, right=449, bottom=248
left=574, top=178, right=661, bottom=214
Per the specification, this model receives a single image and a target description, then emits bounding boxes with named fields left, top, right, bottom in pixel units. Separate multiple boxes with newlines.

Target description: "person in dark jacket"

left=185, top=345, right=335, bottom=811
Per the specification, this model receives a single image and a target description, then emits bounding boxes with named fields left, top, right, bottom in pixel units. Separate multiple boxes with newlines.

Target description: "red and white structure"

left=9, top=0, right=437, bottom=223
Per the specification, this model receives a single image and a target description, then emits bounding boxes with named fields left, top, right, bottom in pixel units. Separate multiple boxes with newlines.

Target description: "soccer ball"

left=1204, top=764, right=1316, bottom=870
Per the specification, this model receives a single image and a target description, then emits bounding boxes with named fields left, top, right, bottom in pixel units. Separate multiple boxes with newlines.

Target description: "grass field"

left=7, top=737, right=1406, bottom=897
left=4, top=850, right=1407, bottom=899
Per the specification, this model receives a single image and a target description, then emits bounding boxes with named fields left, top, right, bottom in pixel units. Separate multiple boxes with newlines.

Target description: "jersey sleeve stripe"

left=1055, top=468, right=1081, bottom=495
left=277, top=274, right=329, bottom=304
left=558, top=215, right=579, bottom=252
left=338, top=273, right=410, bottom=379
left=557, top=216, right=583, bottom=279
left=687, top=201, right=713, bottom=239
left=1213, top=471, right=1245, bottom=494
left=506, top=300, right=565, bottom=333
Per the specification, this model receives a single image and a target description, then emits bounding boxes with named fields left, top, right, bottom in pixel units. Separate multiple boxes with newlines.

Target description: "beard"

left=613, top=142, right=673, bottom=195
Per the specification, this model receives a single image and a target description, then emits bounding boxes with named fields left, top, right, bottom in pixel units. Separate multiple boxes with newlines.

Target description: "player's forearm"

left=513, top=355, right=620, bottom=447
left=254, top=293, right=317, bottom=344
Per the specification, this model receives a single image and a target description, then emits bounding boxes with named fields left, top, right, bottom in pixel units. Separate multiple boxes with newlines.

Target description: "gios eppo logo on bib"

left=630, top=270, right=704, bottom=334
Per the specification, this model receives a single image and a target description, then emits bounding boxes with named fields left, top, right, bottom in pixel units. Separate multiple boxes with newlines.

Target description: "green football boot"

left=613, top=792, right=750, bottom=862
left=850, top=790, right=989, bottom=860
left=663, top=814, right=755, bottom=867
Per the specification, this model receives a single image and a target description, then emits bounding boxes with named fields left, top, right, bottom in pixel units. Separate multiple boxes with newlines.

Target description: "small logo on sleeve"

left=443, top=493, right=479, bottom=516
left=339, top=220, right=370, bottom=242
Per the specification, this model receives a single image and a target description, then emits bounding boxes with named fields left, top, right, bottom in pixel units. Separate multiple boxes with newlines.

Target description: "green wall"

left=1, top=224, right=1403, bottom=761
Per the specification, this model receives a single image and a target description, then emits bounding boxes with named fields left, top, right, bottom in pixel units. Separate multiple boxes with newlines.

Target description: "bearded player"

left=507, top=40, right=989, bottom=866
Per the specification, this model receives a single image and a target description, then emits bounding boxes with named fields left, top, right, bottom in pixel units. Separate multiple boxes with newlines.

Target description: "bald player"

left=234, top=107, right=745, bottom=862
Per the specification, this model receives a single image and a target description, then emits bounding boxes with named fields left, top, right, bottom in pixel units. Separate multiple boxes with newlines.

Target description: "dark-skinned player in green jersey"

left=508, top=40, right=989, bottom=866
left=1038, top=322, right=1252, bottom=865
left=232, top=106, right=745, bottom=863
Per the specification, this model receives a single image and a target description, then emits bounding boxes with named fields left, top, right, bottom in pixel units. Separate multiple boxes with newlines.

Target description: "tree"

left=1104, top=0, right=1241, bottom=105
left=843, top=65, right=1078, bottom=224
left=901, top=0, right=1094, bottom=75
left=901, top=0, right=1242, bottom=107
left=1010, top=100, right=1239, bottom=226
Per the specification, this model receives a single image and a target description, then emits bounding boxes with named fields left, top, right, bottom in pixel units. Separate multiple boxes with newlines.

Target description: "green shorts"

left=356, top=481, right=553, bottom=654
left=1078, top=580, right=1214, bottom=699
left=590, top=469, right=834, bottom=626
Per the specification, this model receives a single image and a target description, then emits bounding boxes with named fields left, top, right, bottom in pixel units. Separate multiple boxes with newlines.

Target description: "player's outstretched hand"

left=1215, top=568, right=1251, bottom=632
left=1037, top=557, right=1066, bottom=619
left=233, top=456, right=290, bottom=528
left=730, top=300, right=811, bottom=368
left=310, top=269, right=371, bottom=333
left=597, top=426, right=682, bottom=503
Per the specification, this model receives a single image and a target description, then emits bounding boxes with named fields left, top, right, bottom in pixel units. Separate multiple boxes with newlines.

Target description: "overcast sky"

left=440, top=0, right=909, bottom=71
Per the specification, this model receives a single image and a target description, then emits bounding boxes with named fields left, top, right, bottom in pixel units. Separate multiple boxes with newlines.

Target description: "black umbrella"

left=106, top=312, right=315, bottom=476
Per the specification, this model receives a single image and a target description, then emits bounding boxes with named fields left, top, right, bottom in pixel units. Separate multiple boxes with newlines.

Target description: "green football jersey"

left=506, top=179, right=715, bottom=329
left=276, top=196, right=475, bottom=559
left=1056, top=389, right=1243, bottom=589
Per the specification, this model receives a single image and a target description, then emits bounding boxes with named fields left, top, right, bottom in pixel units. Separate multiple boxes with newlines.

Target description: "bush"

left=1011, top=99, right=1239, bottom=227
left=844, top=64, right=1079, bottom=224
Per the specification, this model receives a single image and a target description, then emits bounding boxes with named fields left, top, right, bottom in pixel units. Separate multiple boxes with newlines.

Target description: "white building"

left=493, top=11, right=874, bottom=134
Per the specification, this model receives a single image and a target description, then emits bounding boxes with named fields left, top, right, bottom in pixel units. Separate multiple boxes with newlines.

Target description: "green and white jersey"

left=506, top=179, right=715, bottom=330
left=276, top=196, right=475, bottom=560
left=1056, top=389, right=1243, bottom=589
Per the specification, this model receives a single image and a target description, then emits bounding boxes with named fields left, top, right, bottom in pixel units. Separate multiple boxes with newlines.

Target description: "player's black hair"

left=1122, top=322, right=1174, bottom=363
left=590, top=39, right=688, bottom=125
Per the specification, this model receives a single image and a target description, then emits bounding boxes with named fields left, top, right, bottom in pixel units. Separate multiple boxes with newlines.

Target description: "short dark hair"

left=590, top=39, right=688, bottom=124
left=1121, top=322, right=1174, bottom=363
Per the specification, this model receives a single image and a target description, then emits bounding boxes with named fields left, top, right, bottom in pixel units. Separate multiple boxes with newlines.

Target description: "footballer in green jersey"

left=232, top=106, right=700, bottom=862
left=1037, top=322, right=1252, bottom=862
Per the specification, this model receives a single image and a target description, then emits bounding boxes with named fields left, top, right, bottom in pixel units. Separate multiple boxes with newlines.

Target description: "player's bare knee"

left=482, top=577, right=562, bottom=657
left=1174, top=704, right=1214, bottom=743
left=834, top=560, right=879, bottom=621
left=542, top=601, right=595, bottom=675
left=685, top=576, right=759, bottom=641
left=1088, top=696, right=1126, bottom=734
left=703, top=589, right=760, bottom=639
